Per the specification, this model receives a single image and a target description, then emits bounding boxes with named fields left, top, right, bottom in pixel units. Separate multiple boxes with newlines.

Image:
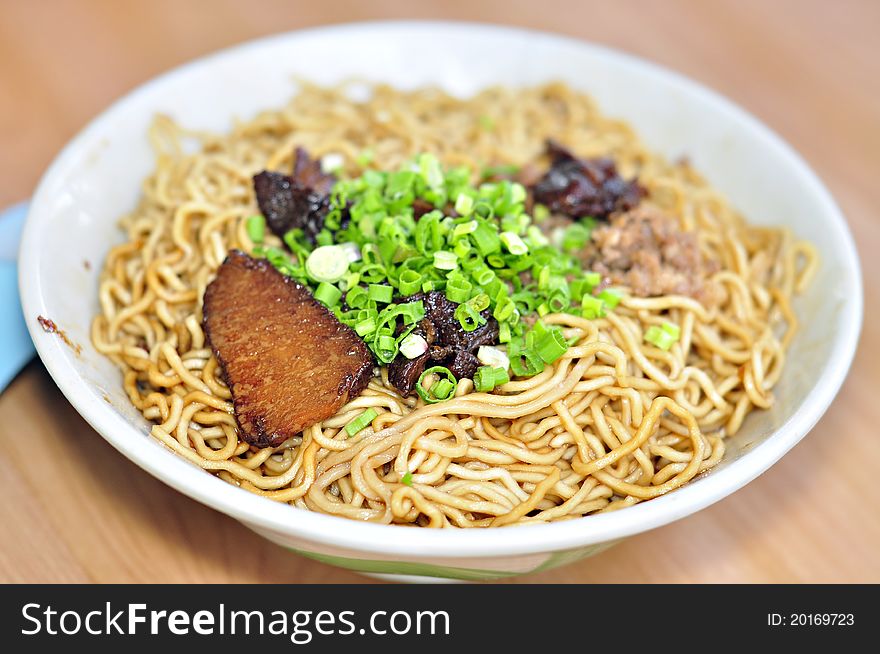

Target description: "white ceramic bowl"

left=19, top=21, right=862, bottom=582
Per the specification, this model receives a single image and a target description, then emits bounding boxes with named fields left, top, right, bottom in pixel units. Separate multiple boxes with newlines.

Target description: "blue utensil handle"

left=0, top=201, right=36, bottom=393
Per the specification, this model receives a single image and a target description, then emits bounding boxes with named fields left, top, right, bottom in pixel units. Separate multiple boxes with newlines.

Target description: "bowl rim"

left=18, top=20, right=863, bottom=559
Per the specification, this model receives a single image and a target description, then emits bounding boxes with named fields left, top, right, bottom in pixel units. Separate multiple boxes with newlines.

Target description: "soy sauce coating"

left=203, top=250, right=374, bottom=447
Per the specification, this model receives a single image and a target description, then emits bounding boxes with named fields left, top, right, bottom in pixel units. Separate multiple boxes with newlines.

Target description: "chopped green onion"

left=463, top=293, right=488, bottom=313
left=454, top=302, right=486, bottom=332
left=581, top=295, right=606, bottom=319
left=526, top=225, right=550, bottom=247
left=416, top=366, right=458, bottom=404
left=644, top=324, right=678, bottom=351
left=346, top=285, right=368, bottom=309
left=474, top=366, right=496, bottom=392
left=571, top=275, right=600, bottom=301
left=400, top=471, right=413, bottom=486
left=474, top=365, right=510, bottom=392
left=398, top=269, right=423, bottom=296
left=499, top=321, right=512, bottom=343
left=455, top=194, right=475, bottom=216
left=509, top=344, right=545, bottom=377
left=433, top=250, right=459, bottom=270
left=246, top=215, right=265, bottom=243
left=477, top=345, right=510, bottom=371
left=373, top=333, right=398, bottom=363
left=472, top=266, right=495, bottom=286
left=509, top=183, right=527, bottom=205
left=354, top=317, right=377, bottom=337
left=445, top=277, right=472, bottom=304
left=339, top=242, right=362, bottom=263
left=561, top=222, right=592, bottom=252
left=396, top=300, right=425, bottom=325
left=399, top=333, right=428, bottom=359
left=368, top=284, right=394, bottom=304
left=534, top=327, right=568, bottom=363
left=500, top=231, right=528, bottom=256
left=471, top=221, right=501, bottom=255
left=419, top=153, right=444, bottom=190
left=431, top=378, right=454, bottom=400
left=306, top=245, right=350, bottom=283
left=662, top=321, right=681, bottom=339
left=314, top=282, right=342, bottom=307
left=533, top=204, right=550, bottom=223
left=493, top=297, right=516, bottom=322
left=345, top=408, right=378, bottom=438
left=597, top=288, right=623, bottom=309
left=356, top=148, right=375, bottom=167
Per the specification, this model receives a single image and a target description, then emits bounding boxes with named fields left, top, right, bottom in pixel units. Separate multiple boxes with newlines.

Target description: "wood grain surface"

left=1, top=0, right=877, bottom=583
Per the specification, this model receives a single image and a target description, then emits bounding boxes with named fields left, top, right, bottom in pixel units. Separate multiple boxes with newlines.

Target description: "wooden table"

left=1, top=0, right=877, bottom=583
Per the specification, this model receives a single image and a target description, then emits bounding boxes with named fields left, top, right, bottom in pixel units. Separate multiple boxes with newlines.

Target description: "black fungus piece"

left=292, top=146, right=335, bottom=195
left=386, top=292, right=499, bottom=397
left=252, top=148, right=337, bottom=244
left=387, top=351, right=430, bottom=396
left=412, top=198, right=436, bottom=220
left=531, top=139, right=645, bottom=220
left=415, top=291, right=499, bottom=352
left=444, top=350, right=481, bottom=380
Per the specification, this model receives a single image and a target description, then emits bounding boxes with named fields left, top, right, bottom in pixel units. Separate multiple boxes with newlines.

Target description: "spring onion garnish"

left=320, top=152, right=345, bottom=174
left=473, top=366, right=510, bottom=392
left=339, top=242, right=362, bottom=263
left=500, top=231, right=528, bottom=256
left=306, top=245, right=350, bottom=283
left=477, top=345, right=510, bottom=371
left=581, top=295, right=606, bottom=319
left=416, top=366, right=458, bottom=403
left=433, top=250, right=459, bottom=270
left=400, top=471, right=413, bottom=486
left=455, top=193, right=475, bottom=216
left=314, top=282, right=342, bottom=307
left=644, top=322, right=681, bottom=351
left=246, top=215, right=266, bottom=244
left=532, top=203, right=550, bottom=223
left=344, top=408, right=378, bottom=438
left=562, top=222, right=591, bottom=252
left=597, top=288, right=623, bottom=309
left=399, top=333, right=428, bottom=359
left=534, top=326, right=568, bottom=364
left=356, top=148, right=374, bottom=167
left=509, top=342, right=545, bottom=377
left=255, top=154, right=617, bottom=368
left=367, top=284, right=394, bottom=304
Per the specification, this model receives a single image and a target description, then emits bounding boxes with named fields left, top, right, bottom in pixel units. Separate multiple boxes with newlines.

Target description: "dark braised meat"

left=532, top=139, right=645, bottom=220
left=387, top=291, right=499, bottom=396
left=253, top=147, right=337, bottom=244
left=412, top=198, right=436, bottom=220
left=584, top=206, right=718, bottom=303
left=203, top=250, right=374, bottom=448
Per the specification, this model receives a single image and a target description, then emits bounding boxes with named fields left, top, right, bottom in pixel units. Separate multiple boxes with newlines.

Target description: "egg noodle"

left=91, top=82, right=817, bottom=527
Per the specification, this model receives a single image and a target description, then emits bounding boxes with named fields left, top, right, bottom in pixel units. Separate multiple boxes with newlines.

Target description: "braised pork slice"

left=203, top=250, right=374, bottom=448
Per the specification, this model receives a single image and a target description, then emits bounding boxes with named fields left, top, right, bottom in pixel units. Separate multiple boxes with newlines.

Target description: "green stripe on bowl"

left=291, top=549, right=521, bottom=581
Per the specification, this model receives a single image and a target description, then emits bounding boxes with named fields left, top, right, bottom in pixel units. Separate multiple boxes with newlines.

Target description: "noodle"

left=91, top=82, right=816, bottom=528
